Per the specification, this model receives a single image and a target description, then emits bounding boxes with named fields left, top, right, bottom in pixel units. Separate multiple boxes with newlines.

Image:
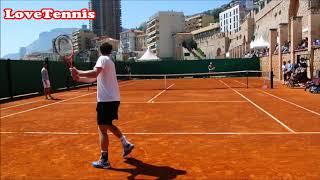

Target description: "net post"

left=164, top=75, right=167, bottom=89
left=246, top=71, right=249, bottom=89
left=270, top=70, right=274, bottom=89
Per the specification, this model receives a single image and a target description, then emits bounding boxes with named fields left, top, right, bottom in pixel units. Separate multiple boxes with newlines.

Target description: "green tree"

left=137, top=22, right=147, bottom=32
left=182, top=39, right=197, bottom=51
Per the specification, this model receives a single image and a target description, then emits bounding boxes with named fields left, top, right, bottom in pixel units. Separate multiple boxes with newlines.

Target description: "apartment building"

left=72, top=29, right=96, bottom=54
left=89, top=0, right=121, bottom=39
left=119, top=29, right=144, bottom=54
left=185, top=14, right=214, bottom=32
left=219, top=0, right=254, bottom=33
left=146, top=11, right=185, bottom=59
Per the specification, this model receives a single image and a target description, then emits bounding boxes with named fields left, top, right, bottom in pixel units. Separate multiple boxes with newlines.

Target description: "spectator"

left=287, top=60, right=293, bottom=79
left=313, top=39, right=320, bottom=46
left=297, top=37, right=308, bottom=50
left=282, top=61, right=287, bottom=84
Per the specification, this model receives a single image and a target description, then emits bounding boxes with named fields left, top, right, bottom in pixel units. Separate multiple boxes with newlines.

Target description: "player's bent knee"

left=98, top=125, right=109, bottom=133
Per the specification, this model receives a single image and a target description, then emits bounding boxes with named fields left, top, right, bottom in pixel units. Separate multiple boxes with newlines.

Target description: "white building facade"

left=146, top=11, right=185, bottom=59
left=219, top=0, right=253, bottom=33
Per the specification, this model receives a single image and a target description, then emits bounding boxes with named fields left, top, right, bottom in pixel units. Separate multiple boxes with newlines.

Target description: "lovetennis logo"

left=3, top=8, right=96, bottom=20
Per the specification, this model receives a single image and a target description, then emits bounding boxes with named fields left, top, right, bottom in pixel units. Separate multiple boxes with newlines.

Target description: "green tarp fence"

left=115, top=57, right=260, bottom=74
left=0, top=57, right=260, bottom=99
left=0, top=60, right=93, bottom=99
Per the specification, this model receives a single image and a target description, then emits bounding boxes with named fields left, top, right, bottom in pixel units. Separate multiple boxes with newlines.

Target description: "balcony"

left=146, top=36, right=155, bottom=43
left=147, top=29, right=159, bottom=37
left=147, top=18, right=158, bottom=26
left=150, top=45, right=157, bottom=52
left=147, top=23, right=157, bottom=31
left=146, top=25, right=159, bottom=34
left=148, top=41, right=157, bottom=48
left=147, top=37, right=159, bottom=45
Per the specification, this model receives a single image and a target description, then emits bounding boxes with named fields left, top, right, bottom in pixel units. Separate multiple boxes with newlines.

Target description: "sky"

left=0, top=0, right=228, bottom=57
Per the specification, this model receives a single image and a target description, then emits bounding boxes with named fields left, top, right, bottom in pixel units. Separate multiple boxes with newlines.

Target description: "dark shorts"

left=283, top=73, right=287, bottom=80
left=96, top=101, right=120, bottom=125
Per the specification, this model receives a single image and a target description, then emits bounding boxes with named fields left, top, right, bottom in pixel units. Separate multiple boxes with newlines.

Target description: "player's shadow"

left=109, top=157, right=187, bottom=180
left=51, top=98, right=61, bottom=101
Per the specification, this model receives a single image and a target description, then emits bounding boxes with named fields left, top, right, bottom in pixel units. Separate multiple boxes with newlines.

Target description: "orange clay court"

left=1, top=77, right=320, bottom=179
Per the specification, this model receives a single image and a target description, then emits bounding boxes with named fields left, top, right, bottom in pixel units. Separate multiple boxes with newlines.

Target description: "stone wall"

left=296, top=0, right=310, bottom=38
left=260, top=56, right=269, bottom=73
left=196, top=33, right=229, bottom=59
left=173, top=33, right=193, bottom=60
left=255, top=0, right=289, bottom=41
left=229, top=18, right=255, bottom=50
left=314, top=48, right=320, bottom=77
left=309, top=9, right=320, bottom=46
left=254, top=0, right=310, bottom=41
left=260, top=49, right=320, bottom=79
left=271, top=55, right=280, bottom=80
left=282, top=53, right=291, bottom=63
left=260, top=53, right=291, bottom=80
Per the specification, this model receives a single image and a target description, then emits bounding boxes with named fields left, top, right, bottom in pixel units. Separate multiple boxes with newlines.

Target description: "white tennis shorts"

left=42, top=80, right=51, bottom=88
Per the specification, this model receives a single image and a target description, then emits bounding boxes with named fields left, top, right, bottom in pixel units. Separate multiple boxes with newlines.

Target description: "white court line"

left=219, top=80, right=296, bottom=133
left=60, top=100, right=248, bottom=105
left=147, top=84, right=175, bottom=103
left=1, top=131, right=319, bottom=135
left=1, top=92, right=84, bottom=110
left=1, top=99, right=44, bottom=110
left=0, top=92, right=39, bottom=101
left=0, top=81, right=137, bottom=119
left=119, top=81, right=137, bottom=87
left=233, top=79, right=320, bottom=116
left=0, top=92, right=97, bottom=119
left=260, top=91, right=320, bottom=116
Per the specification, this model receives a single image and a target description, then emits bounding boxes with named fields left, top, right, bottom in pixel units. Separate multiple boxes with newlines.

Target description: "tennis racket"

left=54, top=35, right=74, bottom=68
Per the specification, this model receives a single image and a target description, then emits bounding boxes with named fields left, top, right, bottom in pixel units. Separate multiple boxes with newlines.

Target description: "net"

left=114, top=70, right=273, bottom=91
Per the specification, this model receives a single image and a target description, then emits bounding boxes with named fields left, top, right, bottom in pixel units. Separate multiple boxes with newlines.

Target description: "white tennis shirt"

left=94, top=55, right=120, bottom=102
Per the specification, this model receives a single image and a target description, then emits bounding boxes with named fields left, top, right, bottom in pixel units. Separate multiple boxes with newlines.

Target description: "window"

left=230, top=18, right=231, bottom=23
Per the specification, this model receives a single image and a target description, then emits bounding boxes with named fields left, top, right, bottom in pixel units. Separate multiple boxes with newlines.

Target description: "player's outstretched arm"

left=75, top=77, right=97, bottom=83
left=71, top=67, right=102, bottom=79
